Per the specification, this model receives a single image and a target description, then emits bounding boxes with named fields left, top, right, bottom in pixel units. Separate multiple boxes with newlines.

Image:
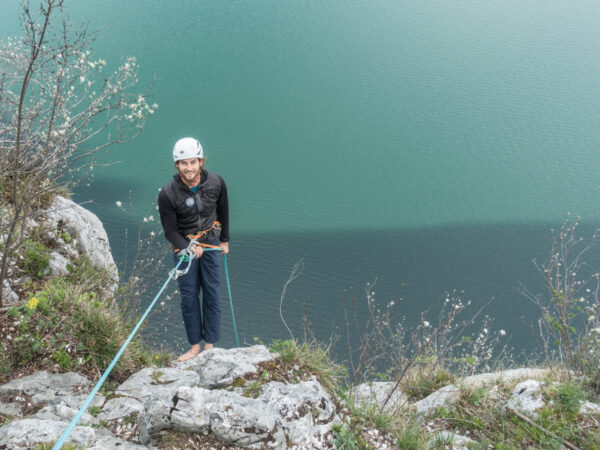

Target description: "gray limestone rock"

left=580, top=400, right=600, bottom=415
left=414, top=384, right=460, bottom=416
left=202, top=389, right=284, bottom=447
left=170, top=386, right=212, bottom=433
left=1, top=279, right=19, bottom=305
left=44, top=196, right=119, bottom=290
left=258, top=381, right=336, bottom=446
left=415, top=368, right=549, bottom=417
left=0, top=371, right=95, bottom=416
left=137, top=394, right=175, bottom=445
left=461, top=368, right=549, bottom=388
left=115, top=367, right=200, bottom=403
left=351, top=381, right=408, bottom=413
left=0, top=418, right=96, bottom=448
left=47, top=392, right=105, bottom=410
left=48, top=251, right=70, bottom=276
left=33, top=402, right=98, bottom=426
left=0, top=400, right=21, bottom=417
left=173, top=345, right=275, bottom=388
left=85, top=434, right=147, bottom=449
left=171, top=379, right=336, bottom=448
left=505, top=379, right=545, bottom=418
left=0, top=417, right=139, bottom=449
left=1, top=287, right=19, bottom=305
left=97, top=397, right=144, bottom=422
left=259, top=380, right=335, bottom=424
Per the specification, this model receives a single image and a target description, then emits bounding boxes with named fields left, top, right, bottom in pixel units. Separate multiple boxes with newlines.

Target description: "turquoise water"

left=2, top=1, right=600, bottom=356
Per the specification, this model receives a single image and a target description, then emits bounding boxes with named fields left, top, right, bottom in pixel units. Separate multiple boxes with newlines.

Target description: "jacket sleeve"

left=216, top=175, right=230, bottom=242
left=158, top=188, right=189, bottom=250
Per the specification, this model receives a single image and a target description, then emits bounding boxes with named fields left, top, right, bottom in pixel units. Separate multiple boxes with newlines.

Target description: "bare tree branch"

left=0, top=0, right=156, bottom=305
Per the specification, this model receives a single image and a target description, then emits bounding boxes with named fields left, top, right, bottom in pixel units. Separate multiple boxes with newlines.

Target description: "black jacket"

left=158, top=170, right=229, bottom=250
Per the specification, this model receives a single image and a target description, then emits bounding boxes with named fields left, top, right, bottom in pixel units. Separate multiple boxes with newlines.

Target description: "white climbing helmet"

left=172, top=137, right=203, bottom=162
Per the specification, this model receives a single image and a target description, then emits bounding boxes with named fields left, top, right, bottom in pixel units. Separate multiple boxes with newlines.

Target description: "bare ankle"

left=176, top=344, right=202, bottom=362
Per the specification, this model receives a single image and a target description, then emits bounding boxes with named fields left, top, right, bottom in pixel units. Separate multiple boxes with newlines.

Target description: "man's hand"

left=190, top=244, right=203, bottom=259
left=219, top=241, right=229, bottom=254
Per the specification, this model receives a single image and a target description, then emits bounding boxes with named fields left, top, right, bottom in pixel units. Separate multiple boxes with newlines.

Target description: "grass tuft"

left=269, top=339, right=346, bottom=396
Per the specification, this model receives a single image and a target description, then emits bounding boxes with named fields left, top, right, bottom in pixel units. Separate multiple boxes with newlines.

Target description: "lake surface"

left=2, top=1, right=600, bottom=360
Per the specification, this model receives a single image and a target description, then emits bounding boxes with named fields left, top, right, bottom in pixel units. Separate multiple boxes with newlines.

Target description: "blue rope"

left=223, top=254, right=240, bottom=347
left=202, top=249, right=239, bottom=347
left=53, top=247, right=238, bottom=449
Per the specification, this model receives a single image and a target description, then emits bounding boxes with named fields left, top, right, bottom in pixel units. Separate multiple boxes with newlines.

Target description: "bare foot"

left=177, top=344, right=201, bottom=362
left=204, top=343, right=214, bottom=351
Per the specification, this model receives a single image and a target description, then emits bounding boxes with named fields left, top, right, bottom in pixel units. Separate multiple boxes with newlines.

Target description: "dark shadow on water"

left=93, top=214, right=600, bottom=367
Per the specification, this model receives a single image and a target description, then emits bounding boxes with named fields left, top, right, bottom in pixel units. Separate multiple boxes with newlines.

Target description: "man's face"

left=176, top=158, right=202, bottom=185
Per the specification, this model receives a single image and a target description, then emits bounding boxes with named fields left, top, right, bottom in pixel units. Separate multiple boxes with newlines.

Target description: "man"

left=158, top=137, right=230, bottom=362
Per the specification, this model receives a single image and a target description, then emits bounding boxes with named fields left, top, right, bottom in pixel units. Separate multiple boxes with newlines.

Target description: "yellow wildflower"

left=27, top=297, right=39, bottom=310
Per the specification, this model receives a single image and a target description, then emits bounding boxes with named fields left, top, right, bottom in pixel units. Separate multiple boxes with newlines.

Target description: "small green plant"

left=429, top=433, right=455, bottom=449
left=151, top=350, right=172, bottom=367
left=395, top=422, right=427, bottom=449
left=52, top=346, right=73, bottom=370
left=242, top=368, right=270, bottom=398
left=123, top=413, right=138, bottom=425
left=20, top=240, right=51, bottom=277
left=332, top=424, right=364, bottom=449
left=553, top=382, right=586, bottom=416
left=243, top=380, right=262, bottom=398
left=88, top=405, right=101, bottom=417
left=150, top=370, right=164, bottom=383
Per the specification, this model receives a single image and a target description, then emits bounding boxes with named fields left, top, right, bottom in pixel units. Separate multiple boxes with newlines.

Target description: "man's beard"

left=183, top=170, right=198, bottom=181
left=180, top=167, right=201, bottom=186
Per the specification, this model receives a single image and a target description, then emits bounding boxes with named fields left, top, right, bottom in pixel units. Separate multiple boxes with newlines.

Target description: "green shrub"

left=20, top=240, right=51, bottom=277
left=2, top=256, right=154, bottom=383
left=332, top=424, right=364, bottom=449
left=554, top=382, right=586, bottom=415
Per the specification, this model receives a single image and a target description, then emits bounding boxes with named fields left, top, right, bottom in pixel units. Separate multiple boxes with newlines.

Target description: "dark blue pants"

left=174, top=241, right=221, bottom=345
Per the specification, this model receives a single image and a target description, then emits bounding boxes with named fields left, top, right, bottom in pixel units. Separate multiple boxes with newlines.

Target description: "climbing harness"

left=52, top=239, right=239, bottom=450
left=187, top=221, right=221, bottom=241
left=172, top=221, right=221, bottom=255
